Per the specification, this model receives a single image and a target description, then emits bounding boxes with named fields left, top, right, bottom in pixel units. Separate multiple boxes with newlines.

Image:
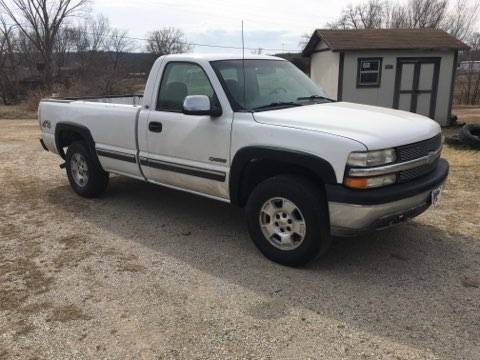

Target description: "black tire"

left=66, top=141, right=109, bottom=198
left=460, top=124, right=480, bottom=149
left=445, top=133, right=463, bottom=146
left=245, top=175, right=331, bottom=267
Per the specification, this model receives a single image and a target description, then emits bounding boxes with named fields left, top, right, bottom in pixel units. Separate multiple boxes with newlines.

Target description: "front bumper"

left=327, top=159, right=449, bottom=236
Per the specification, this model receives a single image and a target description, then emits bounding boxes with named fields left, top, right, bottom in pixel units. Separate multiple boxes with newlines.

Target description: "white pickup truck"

left=39, top=54, right=448, bottom=266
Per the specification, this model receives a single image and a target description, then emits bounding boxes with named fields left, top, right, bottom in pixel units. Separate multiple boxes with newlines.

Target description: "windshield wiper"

left=252, top=102, right=302, bottom=111
left=297, top=95, right=333, bottom=102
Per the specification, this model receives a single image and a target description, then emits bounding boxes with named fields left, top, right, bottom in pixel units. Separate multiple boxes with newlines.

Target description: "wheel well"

left=55, top=123, right=93, bottom=159
left=54, top=123, right=106, bottom=172
left=237, top=159, right=326, bottom=207
left=58, top=130, right=85, bottom=151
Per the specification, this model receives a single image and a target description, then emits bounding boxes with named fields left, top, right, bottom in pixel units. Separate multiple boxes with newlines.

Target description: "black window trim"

left=356, top=57, right=383, bottom=88
left=155, top=60, right=222, bottom=114
left=210, top=60, right=244, bottom=112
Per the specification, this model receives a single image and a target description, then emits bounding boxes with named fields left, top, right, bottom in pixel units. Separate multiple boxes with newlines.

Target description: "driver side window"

left=157, top=62, right=216, bottom=112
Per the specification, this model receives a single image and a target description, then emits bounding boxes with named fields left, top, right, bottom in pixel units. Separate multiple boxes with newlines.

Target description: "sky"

left=92, top=0, right=363, bottom=54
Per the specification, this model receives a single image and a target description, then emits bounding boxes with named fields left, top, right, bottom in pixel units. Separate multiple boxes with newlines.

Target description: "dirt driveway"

left=0, top=110, right=479, bottom=359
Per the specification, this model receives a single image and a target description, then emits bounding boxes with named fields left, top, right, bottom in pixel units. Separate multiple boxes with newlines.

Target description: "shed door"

left=393, top=58, right=440, bottom=119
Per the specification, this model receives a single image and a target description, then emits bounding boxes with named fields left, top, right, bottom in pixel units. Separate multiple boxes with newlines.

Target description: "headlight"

left=344, top=174, right=397, bottom=189
left=347, top=149, right=396, bottom=167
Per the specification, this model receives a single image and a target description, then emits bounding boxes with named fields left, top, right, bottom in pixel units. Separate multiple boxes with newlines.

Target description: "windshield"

left=210, top=59, right=331, bottom=112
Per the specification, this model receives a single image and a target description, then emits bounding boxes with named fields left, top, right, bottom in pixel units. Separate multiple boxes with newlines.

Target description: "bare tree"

left=405, top=0, right=449, bottom=28
left=386, top=3, right=410, bottom=28
left=457, top=33, right=480, bottom=104
left=327, top=0, right=480, bottom=41
left=328, top=0, right=384, bottom=29
left=0, top=0, right=89, bottom=90
left=0, top=17, right=20, bottom=104
left=16, top=30, right=38, bottom=73
left=86, top=14, right=110, bottom=51
left=69, top=15, right=110, bottom=76
left=60, top=16, right=138, bottom=96
left=54, top=25, right=77, bottom=75
left=146, top=27, right=192, bottom=56
left=298, top=32, right=312, bottom=48
left=104, top=29, right=132, bottom=93
left=444, top=0, right=480, bottom=40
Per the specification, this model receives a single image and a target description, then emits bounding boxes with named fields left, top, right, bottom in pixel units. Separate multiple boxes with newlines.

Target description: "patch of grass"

left=0, top=349, right=9, bottom=360
left=20, top=301, right=53, bottom=315
left=0, top=258, right=53, bottom=311
left=47, top=305, right=91, bottom=322
left=53, top=249, right=93, bottom=269
left=58, top=234, right=87, bottom=249
left=117, top=263, right=146, bottom=273
left=0, top=104, right=36, bottom=120
left=461, top=277, right=480, bottom=288
left=452, top=105, right=480, bottom=125
left=0, top=289, right=28, bottom=312
left=52, top=233, right=93, bottom=269
left=14, top=319, right=36, bottom=338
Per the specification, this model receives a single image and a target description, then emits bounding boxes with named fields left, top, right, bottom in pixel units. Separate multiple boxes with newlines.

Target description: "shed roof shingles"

left=303, top=29, right=469, bottom=56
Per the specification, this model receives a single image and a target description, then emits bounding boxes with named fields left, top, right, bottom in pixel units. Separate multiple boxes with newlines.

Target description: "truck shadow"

left=46, top=175, right=479, bottom=357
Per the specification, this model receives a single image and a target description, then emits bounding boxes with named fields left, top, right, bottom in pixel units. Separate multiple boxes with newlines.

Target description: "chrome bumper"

left=329, top=189, right=435, bottom=237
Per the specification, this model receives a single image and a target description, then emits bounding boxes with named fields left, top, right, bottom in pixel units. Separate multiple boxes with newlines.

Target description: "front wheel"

left=246, top=175, right=331, bottom=267
left=66, top=141, right=109, bottom=198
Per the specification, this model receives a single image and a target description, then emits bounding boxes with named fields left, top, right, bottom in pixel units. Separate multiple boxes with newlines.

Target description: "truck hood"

left=252, top=102, right=441, bottom=149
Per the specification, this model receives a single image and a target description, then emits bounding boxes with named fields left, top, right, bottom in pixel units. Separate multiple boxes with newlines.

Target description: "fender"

left=229, top=146, right=337, bottom=206
left=54, top=122, right=104, bottom=171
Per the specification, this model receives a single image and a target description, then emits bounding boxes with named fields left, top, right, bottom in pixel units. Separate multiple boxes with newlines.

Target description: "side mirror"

left=182, top=95, right=222, bottom=117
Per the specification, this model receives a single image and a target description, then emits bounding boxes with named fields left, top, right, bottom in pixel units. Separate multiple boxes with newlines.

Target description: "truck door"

left=138, top=61, right=232, bottom=200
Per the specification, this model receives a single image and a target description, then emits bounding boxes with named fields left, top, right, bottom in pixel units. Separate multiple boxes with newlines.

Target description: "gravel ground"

left=0, top=114, right=479, bottom=360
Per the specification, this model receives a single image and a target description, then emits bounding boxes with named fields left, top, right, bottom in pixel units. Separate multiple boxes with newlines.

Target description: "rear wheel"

left=246, top=175, right=331, bottom=266
left=66, top=141, right=109, bottom=198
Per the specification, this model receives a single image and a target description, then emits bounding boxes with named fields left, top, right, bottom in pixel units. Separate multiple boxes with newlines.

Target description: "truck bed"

left=39, top=94, right=143, bottom=180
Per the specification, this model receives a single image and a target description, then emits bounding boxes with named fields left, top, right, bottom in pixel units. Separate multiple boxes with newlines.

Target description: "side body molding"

left=229, top=146, right=338, bottom=206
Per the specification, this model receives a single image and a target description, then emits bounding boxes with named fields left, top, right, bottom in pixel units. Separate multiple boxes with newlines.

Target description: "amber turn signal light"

left=344, top=177, right=369, bottom=189
left=344, top=174, right=397, bottom=189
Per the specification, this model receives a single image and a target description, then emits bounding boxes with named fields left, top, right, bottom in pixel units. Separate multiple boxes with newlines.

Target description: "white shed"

left=303, top=29, right=469, bottom=126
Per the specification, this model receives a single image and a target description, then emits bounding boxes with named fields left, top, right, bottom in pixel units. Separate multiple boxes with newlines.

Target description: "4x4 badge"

left=42, top=120, right=51, bottom=129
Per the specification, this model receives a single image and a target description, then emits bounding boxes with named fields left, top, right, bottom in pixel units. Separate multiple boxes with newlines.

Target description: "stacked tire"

left=460, top=124, right=480, bottom=149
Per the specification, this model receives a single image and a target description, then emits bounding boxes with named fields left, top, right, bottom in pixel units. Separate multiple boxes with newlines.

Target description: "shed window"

left=357, top=58, right=382, bottom=87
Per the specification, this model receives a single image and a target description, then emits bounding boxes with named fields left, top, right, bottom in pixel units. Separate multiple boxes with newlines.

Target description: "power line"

left=124, top=34, right=300, bottom=52
left=1, top=20, right=302, bottom=53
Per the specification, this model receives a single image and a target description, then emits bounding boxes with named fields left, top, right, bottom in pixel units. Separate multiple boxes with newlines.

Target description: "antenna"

left=241, top=20, right=247, bottom=110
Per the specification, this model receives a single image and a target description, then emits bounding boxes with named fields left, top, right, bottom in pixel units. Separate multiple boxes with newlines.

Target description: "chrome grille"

left=396, top=134, right=442, bottom=183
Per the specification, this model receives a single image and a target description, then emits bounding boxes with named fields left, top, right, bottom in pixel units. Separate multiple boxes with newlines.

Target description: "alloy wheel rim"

left=259, top=197, right=306, bottom=251
left=70, top=153, right=89, bottom=187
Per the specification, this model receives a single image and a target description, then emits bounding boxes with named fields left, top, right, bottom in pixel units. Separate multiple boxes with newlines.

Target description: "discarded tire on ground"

left=445, top=133, right=463, bottom=146
left=460, top=124, right=480, bottom=149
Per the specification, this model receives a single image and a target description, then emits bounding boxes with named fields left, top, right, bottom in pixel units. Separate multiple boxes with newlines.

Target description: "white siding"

left=310, top=42, right=340, bottom=99
left=340, top=50, right=455, bottom=125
